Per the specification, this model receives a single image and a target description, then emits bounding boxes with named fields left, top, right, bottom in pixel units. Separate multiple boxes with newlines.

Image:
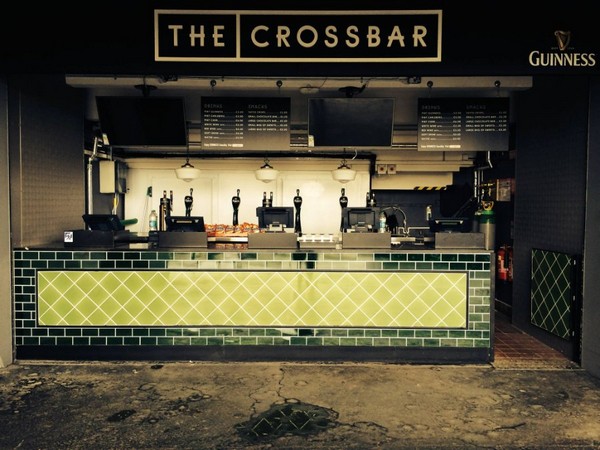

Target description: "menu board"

left=201, top=97, right=290, bottom=150
left=418, top=98, right=509, bottom=152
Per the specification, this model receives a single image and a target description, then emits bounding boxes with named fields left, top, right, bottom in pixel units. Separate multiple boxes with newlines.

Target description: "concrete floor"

left=1, top=360, right=599, bottom=450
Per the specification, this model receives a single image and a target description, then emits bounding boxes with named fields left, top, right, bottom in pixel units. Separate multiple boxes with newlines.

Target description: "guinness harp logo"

left=554, top=30, right=571, bottom=51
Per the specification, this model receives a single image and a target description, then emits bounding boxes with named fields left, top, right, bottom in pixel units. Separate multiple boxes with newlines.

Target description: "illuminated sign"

left=155, top=10, right=442, bottom=62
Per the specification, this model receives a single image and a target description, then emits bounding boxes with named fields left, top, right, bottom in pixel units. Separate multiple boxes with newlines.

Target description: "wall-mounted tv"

left=308, top=98, right=395, bottom=147
left=96, top=96, right=188, bottom=147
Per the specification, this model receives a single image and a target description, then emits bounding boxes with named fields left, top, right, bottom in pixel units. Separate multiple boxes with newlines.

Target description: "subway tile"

left=133, top=261, right=150, bottom=269
left=141, top=252, right=158, bottom=260
left=149, top=261, right=167, bottom=269
left=115, top=261, right=133, bottom=269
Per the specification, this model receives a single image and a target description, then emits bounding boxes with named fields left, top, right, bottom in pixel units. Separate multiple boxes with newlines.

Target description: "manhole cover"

left=237, top=400, right=337, bottom=442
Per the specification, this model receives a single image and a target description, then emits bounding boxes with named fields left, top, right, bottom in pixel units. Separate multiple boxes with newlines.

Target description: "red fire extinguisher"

left=497, top=246, right=508, bottom=281
left=507, top=245, right=513, bottom=282
left=497, top=245, right=513, bottom=282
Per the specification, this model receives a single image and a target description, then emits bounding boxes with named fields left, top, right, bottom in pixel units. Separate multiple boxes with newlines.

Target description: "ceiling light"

left=175, top=148, right=200, bottom=182
left=331, top=159, right=356, bottom=183
left=255, top=158, right=279, bottom=183
left=299, top=85, right=320, bottom=95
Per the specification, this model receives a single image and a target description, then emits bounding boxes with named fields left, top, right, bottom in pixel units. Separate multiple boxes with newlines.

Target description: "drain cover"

left=237, top=400, right=337, bottom=441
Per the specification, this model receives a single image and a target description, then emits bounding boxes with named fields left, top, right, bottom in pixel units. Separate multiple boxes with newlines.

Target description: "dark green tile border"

left=13, top=249, right=492, bottom=352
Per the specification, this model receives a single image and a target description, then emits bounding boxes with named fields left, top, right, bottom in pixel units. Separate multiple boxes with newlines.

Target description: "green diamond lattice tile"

left=38, top=270, right=468, bottom=328
left=531, top=249, right=575, bottom=340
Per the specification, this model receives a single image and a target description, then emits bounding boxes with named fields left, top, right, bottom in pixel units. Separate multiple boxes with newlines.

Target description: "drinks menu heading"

left=201, top=97, right=290, bottom=150
left=417, top=98, right=509, bottom=152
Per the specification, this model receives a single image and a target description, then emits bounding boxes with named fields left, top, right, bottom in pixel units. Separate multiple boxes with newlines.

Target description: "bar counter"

left=13, top=244, right=494, bottom=363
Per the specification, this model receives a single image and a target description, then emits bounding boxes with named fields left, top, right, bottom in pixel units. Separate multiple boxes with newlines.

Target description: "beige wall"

left=0, top=77, right=12, bottom=366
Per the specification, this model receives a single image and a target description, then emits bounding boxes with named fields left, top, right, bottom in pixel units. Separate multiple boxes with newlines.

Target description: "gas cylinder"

left=479, top=208, right=495, bottom=250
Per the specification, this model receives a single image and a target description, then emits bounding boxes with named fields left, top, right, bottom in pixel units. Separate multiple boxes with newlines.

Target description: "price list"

left=201, top=97, right=290, bottom=150
left=417, top=98, right=509, bottom=152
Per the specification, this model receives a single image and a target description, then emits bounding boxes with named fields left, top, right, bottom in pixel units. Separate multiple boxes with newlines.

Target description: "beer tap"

left=159, top=190, right=171, bottom=231
left=293, top=189, right=302, bottom=236
left=184, top=188, right=194, bottom=217
left=339, top=188, right=348, bottom=232
left=232, top=189, right=241, bottom=226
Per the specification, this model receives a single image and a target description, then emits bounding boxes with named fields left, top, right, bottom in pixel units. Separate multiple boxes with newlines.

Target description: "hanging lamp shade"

left=175, top=157, right=200, bottom=182
left=255, top=158, right=279, bottom=182
left=331, top=159, right=356, bottom=183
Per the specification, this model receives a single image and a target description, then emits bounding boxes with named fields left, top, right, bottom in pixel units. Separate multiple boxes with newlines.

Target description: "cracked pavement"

left=0, top=361, right=599, bottom=449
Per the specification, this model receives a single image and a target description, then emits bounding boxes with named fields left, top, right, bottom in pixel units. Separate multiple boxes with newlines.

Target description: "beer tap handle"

left=293, top=189, right=302, bottom=236
left=339, top=188, right=348, bottom=232
left=184, top=188, right=193, bottom=217
left=232, top=189, right=241, bottom=226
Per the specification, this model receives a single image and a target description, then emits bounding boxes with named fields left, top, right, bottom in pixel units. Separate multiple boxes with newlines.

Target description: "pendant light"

left=255, top=157, right=279, bottom=183
left=331, top=157, right=356, bottom=183
left=175, top=147, right=200, bottom=182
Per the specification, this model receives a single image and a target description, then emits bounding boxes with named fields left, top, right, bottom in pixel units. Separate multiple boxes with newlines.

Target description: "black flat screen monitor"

left=82, top=214, right=125, bottom=231
left=166, top=216, right=205, bottom=232
left=96, top=96, right=188, bottom=147
left=256, top=207, right=294, bottom=230
left=343, top=207, right=378, bottom=232
left=308, top=97, right=395, bottom=147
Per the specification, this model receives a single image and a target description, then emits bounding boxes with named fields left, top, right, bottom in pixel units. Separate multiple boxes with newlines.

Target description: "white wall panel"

left=125, top=166, right=369, bottom=233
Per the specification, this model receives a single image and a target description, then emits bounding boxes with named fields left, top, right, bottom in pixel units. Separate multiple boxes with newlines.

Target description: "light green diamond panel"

left=38, top=271, right=468, bottom=328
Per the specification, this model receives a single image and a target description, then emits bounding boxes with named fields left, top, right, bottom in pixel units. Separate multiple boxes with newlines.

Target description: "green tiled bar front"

left=13, top=249, right=492, bottom=359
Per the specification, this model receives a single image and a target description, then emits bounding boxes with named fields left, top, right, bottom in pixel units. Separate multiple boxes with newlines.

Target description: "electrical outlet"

left=376, top=164, right=388, bottom=175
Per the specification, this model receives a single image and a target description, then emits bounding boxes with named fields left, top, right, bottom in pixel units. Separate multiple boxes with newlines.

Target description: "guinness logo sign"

left=529, top=30, right=595, bottom=68
left=554, top=30, right=571, bottom=51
